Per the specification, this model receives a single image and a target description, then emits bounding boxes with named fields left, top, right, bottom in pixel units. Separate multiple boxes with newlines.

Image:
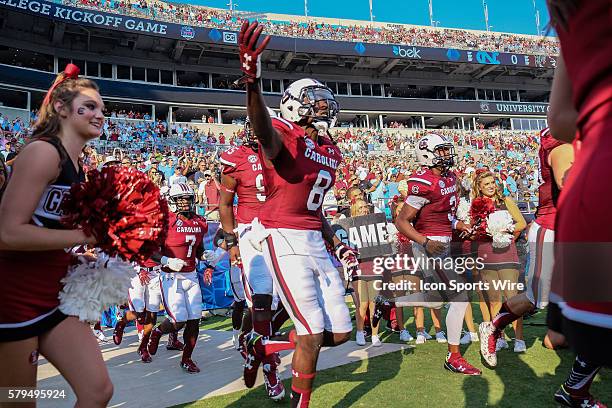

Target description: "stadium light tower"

left=482, top=0, right=491, bottom=32
left=304, top=0, right=308, bottom=17
left=369, top=0, right=375, bottom=22
left=532, top=0, right=541, bottom=35
left=227, top=0, right=238, bottom=16
left=428, top=0, right=440, bottom=27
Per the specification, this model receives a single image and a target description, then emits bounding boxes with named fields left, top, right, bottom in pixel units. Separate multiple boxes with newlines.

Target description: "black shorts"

left=0, top=308, right=68, bottom=342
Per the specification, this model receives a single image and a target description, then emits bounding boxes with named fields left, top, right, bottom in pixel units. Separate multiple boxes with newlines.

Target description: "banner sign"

left=0, top=0, right=557, bottom=68
left=199, top=222, right=233, bottom=310
left=334, top=213, right=394, bottom=260
left=479, top=101, right=550, bottom=115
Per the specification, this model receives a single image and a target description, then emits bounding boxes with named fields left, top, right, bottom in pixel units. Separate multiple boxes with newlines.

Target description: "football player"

left=146, top=183, right=211, bottom=373
left=238, top=21, right=358, bottom=408
left=479, top=127, right=574, bottom=367
left=377, top=133, right=481, bottom=375
left=218, top=114, right=286, bottom=401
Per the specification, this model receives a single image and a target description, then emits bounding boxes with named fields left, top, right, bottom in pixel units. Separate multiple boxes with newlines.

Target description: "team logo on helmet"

left=419, top=139, right=429, bottom=150
left=248, top=155, right=257, bottom=163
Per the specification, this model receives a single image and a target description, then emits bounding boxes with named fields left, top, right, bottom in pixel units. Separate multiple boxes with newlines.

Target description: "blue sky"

left=185, top=0, right=553, bottom=36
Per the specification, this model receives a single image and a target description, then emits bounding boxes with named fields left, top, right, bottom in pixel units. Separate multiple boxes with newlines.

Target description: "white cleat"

left=496, top=337, right=509, bottom=351
left=478, top=322, right=498, bottom=368
left=460, top=331, right=480, bottom=345
left=416, top=332, right=427, bottom=344
left=436, top=331, right=447, bottom=343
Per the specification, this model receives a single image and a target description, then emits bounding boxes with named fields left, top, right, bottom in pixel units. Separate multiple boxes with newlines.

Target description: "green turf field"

left=178, top=305, right=610, bottom=408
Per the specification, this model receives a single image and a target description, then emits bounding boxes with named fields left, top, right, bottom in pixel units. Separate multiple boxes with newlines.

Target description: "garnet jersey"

left=162, top=212, right=208, bottom=272
left=535, top=128, right=565, bottom=230
left=219, top=145, right=265, bottom=224
left=258, top=117, right=342, bottom=230
left=404, top=167, right=457, bottom=237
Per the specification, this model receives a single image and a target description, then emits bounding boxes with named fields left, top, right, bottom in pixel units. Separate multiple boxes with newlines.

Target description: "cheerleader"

left=0, top=65, right=113, bottom=406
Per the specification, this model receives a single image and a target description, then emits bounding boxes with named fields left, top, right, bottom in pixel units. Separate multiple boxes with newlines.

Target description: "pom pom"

left=470, top=197, right=496, bottom=238
left=62, top=166, right=169, bottom=263
left=486, top=210, right=515, bottom=249
left=58, top=252, right=136, bottom=323
left=456, top=197, right=471, bottom=223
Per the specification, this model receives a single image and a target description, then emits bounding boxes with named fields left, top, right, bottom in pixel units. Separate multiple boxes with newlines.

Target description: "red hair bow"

left=43, top=63, right=80, bottom=106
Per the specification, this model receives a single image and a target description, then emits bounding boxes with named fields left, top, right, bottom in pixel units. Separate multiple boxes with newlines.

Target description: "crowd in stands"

left=1, top=111, right=541, bottom=216
left=66, top=0, right=559, bottom=55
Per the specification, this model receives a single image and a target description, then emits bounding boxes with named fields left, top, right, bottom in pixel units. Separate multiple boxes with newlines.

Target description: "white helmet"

left=168, top=183, right=195, bottom=214
left=415, top=133, right=457, bottom=170
left=279, top=78, right=339, bottom=132
left=245, top=107, right=277, bottom=149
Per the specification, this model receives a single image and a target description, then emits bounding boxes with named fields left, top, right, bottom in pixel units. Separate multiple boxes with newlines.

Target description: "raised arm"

left=238, top=21, right=283, bottom=160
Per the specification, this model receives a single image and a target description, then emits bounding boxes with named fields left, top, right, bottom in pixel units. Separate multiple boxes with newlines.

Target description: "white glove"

left=161, top=256, right=186, bottom=272
left=247, top=217, right=270, bottom=252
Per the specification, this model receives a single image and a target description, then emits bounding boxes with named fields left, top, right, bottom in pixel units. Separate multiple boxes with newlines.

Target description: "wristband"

left=422, top=237, right=430, bottom=247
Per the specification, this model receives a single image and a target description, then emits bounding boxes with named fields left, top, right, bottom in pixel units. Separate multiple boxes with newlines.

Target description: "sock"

left=291, top=386, right=312, bottom=408
left=492, top=302, right=521, bottom=332
left=563, top=356, right=601, bottom=397
left=261, top=329, right=297, bottom=355
left=271, top=304, right=290, bottom=334
left=181, top=323, right=198, bottom=363
left=139, top=332, right=151, bottom=351
left=446, top=351, right=461, bottom=362
left=232, top=301, right=245, bottom=330
left=446, top=302, right=468, bottom=345
left=290, top=370, right=316, bottom=408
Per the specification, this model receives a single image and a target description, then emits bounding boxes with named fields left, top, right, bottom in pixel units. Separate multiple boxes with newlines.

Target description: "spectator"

left=169, top=166, right=188, bottom=185
left=198, top=170, right=221, bottom=221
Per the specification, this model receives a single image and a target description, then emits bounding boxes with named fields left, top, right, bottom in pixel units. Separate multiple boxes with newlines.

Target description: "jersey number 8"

left=307, top=170, right=332, bottom=211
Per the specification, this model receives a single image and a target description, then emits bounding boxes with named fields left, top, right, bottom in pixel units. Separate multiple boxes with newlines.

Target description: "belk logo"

left=392, top=46, right=421, bottom=59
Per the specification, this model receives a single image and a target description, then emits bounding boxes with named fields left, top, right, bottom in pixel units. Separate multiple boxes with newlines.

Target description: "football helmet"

left=415, top=133, right=457, bottom=170
left=245, top=107, right=277, bottom=149
left=279, top=78, right=339, bottom=132
left=168, top=183, right=196, bottom=214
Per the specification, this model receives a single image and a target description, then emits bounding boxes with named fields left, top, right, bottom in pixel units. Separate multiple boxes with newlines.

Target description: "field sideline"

left=178, top=305, right=611, bottom=408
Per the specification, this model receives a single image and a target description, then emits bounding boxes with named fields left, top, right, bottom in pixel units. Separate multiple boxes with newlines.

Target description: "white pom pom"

left=58, top=252, right=137, bottom=323
left=486, top=210, right=515, bottom=249
left=456, top=197, right=471, bottom=223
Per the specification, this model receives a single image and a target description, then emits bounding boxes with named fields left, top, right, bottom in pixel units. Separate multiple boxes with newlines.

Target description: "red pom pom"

left=470, top=196, right=496, bottom=238
left=62, top=166, right=168, bottom=263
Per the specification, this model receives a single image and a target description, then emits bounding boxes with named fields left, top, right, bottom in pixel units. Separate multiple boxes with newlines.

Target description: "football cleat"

left=416, top=332, right=427, bottom=344
left=554, top=385, right=607, bottom=408
left=372, top=295, right=391, bottom=328
left=113, top=320, right=126, bottom=345
left=147, top=328, right=162, bottom=355
left=166, top=331, right=184, bottom=351
left=444, top=354, right=482, bottom=376
left=479, top=322, right=499, bottom=367
left=243, top=332, right=265, bottom=388
left=138, top=347, right=152, bottom=363
left=460, top=331, right=479, bottom=345
left=93, top=329, right=108, bottom=343
left=262, top=359, right=285, bottom=402
left=180, top=359, right=201, bottom=374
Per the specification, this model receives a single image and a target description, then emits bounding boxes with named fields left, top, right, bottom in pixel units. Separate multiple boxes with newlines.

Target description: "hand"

left=229, top=246, right=242, bottom=266
left=238, top=21, right=271, bottom=84
left=456, top=221, right=473, bottom=239
left=334, top=243, right=361, bottom=282
left=162, top=257, right=186, bottom=272
left=139, top=270, right=151, bottom=285
left=204, top=267, right=213, bottom=285
left=424, top=239, right=447, bottom=256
